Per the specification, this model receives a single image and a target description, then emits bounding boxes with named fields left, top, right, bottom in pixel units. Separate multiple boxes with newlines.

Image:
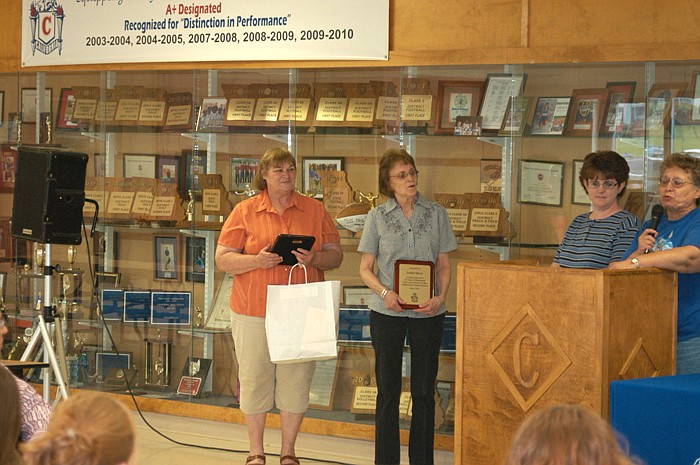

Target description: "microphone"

left=644, top=204, right=665, bottom=254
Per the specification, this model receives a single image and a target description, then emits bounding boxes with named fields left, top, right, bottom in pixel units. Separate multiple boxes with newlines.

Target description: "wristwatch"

left=631, top=257, right=640, bottom=269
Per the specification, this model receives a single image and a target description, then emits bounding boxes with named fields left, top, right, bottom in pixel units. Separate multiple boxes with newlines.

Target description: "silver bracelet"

left=380, top=288, right=388, bottom=299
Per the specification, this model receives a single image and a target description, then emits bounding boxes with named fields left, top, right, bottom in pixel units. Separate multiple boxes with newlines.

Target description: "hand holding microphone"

left=644, top=204, right=665, bottom=254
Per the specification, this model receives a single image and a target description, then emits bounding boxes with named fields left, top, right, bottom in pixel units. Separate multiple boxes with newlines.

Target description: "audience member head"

left=505, top=404, right=638, bottom=465
left=0, top=365, right=23, bottom=465
left=23, top=391, right=135, bottom=465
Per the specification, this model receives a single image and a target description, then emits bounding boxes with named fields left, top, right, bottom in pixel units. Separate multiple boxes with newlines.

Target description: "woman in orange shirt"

left=216, top=147, right=343, bottom=465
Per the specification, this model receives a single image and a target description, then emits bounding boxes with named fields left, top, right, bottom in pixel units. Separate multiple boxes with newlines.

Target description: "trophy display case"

left=0, top=59, right=699, bottom=447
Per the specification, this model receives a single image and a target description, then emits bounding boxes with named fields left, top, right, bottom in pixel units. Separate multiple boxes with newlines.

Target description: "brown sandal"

left=245, top=454, right=266, bottom=465
left=280, top=455, right=300, bottom=465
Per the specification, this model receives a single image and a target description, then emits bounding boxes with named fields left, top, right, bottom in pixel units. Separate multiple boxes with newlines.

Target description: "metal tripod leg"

left=20, top=315, right=71, bottom=404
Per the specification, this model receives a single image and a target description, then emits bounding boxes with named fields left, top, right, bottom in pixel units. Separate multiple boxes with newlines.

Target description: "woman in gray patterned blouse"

left=358, top=148, right=457, bottom=465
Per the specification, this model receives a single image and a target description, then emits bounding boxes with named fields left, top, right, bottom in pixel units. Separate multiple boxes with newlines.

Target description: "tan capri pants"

left=230, top=311, right=316, bottom=415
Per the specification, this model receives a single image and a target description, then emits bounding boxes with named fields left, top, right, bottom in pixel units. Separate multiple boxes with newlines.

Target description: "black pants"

left=370, top=311, right=445, bottom=465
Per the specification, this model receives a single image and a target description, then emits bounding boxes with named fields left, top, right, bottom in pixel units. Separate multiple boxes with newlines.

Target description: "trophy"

left=195, top=306, right=203, bottom=327
left=144, top=329, right=172, bottom=389
left=57, top=246, right=84, bottom=319
left=185, top=189, right=196, bottom=222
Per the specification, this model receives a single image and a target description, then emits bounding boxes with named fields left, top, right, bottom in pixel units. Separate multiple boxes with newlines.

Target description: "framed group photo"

left=154, top=235, right=180, bottom=281
left=229, top=155, right=260, bottom=191
left=434, top=80, right=485, bottom=134
left=518, top=159, right=564, bottom=206
left=301, top=157, right=344, bottom=198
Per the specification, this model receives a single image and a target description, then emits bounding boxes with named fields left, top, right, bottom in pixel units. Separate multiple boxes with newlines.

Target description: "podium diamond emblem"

left=486, top=303, right=572, bottom=411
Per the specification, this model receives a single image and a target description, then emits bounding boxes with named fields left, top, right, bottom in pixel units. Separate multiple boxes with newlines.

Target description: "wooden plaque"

left=394, top=260, right=434, bottom=309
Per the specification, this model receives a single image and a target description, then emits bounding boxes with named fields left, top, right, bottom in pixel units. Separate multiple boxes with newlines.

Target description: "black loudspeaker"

left=11, top=147, right=88, bottom=245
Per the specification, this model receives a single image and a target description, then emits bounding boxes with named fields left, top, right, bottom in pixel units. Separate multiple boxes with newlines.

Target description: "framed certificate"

left=204, top=273, right=234, bottom=330
left=478, top=74, right=527, bottom=131
left=393, top=260, right=434, bottom=309
left=123, top=291, right=151, bottom=323
left=123, top=153, right=157, bottom=179
left=21, top=88, right=53, bottom=123
left=518, top=160, right=564, bottom=206
left=308, top=355, right=341, bottom=411
left=343, top=286, right=372, bottom=307
left=571, top=159, right=591, bottom=205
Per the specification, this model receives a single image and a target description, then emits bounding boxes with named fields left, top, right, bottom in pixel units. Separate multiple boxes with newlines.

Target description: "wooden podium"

left=455, top=263, right=677, bottom=465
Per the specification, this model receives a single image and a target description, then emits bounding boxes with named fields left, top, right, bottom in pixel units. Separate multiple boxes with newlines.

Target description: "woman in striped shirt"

left=553, top=150, right=641, bottom=269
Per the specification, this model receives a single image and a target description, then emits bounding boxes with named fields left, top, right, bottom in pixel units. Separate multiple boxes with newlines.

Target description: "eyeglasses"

left=659, top=177, right=697, bottom=188
left=587, top=180, right=619, bottom=189
left=389, top=169, right=419, bottom=180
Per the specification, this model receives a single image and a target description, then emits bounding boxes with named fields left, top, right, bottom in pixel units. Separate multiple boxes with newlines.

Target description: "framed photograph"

left=434, top=80, right=485, bottom=134
left=0, top=91, right=4, bottom=126
left=692, top=71, right=700, bottom=122
left=478, top=73, right=527, bottom=132
left=196, top=97, right=227, bottom=131
left=123, top=153, right=157, bottom=179
left=0, top=217, right=12, bottom=262
left=498, top=96, right=532, bottom=136
left=647, top=82, right=688, bottom=130
left=179, top=149, right=207, bottom=198
left=600, top=81, right=636, bottom=135
left=156, top=155, right=179, bottom=184
left=302, top=157, right=344, bottom=199
left=185, top=236, right=206, bottom=283
left=229, top=155, right=260, bottom=191
left=151, top=291, right=191, bottom=325
left=518, top=159, right=564, bottom=206
left=0, top=145, right=17, bottom=193
left=154, top=235, right=180, bottom=281
left=204, top=273, right=234, bottom=330
left=343, top=286, right=373, bottom=307
left=571, top=159, right=591, bottom=205
left=55, top=88, right=83, bottom=131
left=565, top=88, right=609, bottom=137
left=21, top=88, right=52, bottom=123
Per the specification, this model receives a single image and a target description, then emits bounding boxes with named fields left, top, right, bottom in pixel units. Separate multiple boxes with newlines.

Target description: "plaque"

left=151, top=291, right=191, bottom=325
left=176, top=357, right=212, bottom=397
left=138, top=88, right=167, bottom=126
left=131, top=177, right=155, bottom=221
left=198, top=173, right=233, bottom=220
left=71, top=86, right=100, bottom=122
left=106, top=178, right=136, bottom=221
left=113, top=86, right=144, bottom=124
left=164, top=92, right=194, bottom=130
left=393, top=260, right=434, bottom=309
left=350, top=370, right=378, bottom=414
left=345, top=83, right=376, bottom=127
left=95, top=88, right=118, bottom=124
left=313, top=83, right=348, bottom=126
left=278, top=84, right=313, bottom=125
left=222, top=84, right=255, bottom=124
left=149, top=181, right=183, bottom=222
left=400, top=78, right=433, bottom=124
left=434, top=193, right=468, bottom=235
left=251, top=84, right=285, bottom=125
left=371, top=80, right=400, bottom=133
left=480, top=159, right=502, bottom=194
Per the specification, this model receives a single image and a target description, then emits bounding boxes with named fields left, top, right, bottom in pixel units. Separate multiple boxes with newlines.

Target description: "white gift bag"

left=265, top=264, right=341, bottom=364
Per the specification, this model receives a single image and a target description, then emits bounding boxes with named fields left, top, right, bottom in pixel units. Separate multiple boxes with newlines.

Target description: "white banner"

left=21, top=0, right=389, bottom=67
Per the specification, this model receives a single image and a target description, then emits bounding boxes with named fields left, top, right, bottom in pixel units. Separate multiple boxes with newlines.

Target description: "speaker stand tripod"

left=20, top=244, right=71, bottom=405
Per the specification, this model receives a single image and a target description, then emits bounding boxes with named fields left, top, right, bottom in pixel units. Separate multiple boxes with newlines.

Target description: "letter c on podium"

left=514, top=331, right=540, bottom=388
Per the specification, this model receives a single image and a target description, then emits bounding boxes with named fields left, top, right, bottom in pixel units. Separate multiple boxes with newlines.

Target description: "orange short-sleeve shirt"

left=217, top=190, right=340, bottom=318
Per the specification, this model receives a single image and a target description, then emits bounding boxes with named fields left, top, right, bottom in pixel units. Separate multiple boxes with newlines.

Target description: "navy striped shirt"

left=553, top=211, right=641, bottom=269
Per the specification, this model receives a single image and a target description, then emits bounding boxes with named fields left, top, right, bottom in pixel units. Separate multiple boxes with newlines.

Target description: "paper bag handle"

left=288, top=263, right=308, bottom=285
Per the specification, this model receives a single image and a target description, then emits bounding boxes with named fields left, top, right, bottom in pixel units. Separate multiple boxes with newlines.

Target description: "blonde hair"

left=252, top=147, right=296, bottom=191
left=23, top=391, right=135, bottom=465
left=505, top=404, right=638, bottom=465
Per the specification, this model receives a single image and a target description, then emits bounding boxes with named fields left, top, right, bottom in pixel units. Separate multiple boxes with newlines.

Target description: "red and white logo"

left=29, top=1, right=65, bottom=56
